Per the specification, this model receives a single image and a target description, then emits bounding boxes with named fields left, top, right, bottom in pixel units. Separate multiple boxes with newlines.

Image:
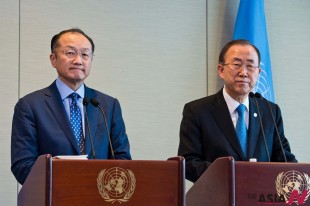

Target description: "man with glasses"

left=11, top=28, right=131, bottom=185
left=178, top=39, right=297, bottom=183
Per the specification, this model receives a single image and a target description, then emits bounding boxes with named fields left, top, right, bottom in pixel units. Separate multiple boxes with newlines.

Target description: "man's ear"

left=50, top=53, right=56, bottom=67
left=258, top=67, right=262, bottom=75
left=218, top=64, right=225, bottom=79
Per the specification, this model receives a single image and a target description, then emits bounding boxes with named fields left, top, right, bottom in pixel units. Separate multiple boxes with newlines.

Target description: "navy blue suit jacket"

left=178, top=89, right=297, bottom=182
left=11, top=81, right=131, bottom=184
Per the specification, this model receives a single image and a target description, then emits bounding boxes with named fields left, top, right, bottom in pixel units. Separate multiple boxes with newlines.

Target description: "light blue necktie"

left=236, top=104, right=247, bottom=156
left=69, top=93, right=85, bottom=154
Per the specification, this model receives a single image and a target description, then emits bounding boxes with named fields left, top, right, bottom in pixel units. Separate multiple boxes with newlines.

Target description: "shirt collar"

left=222, top=85, right=249, bottom=114
left=56, top=78, right=85, bottom=100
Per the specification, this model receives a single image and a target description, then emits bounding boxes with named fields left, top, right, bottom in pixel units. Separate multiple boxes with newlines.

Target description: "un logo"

left=97, top=167, right=136, bottom=203
left=276, top=170, right=310, bottom=205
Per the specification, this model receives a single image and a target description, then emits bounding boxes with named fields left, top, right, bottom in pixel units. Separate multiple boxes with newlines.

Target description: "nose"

left=238, top=66, right=248, bottom=77
left=72, top=52, right=83, bottom=64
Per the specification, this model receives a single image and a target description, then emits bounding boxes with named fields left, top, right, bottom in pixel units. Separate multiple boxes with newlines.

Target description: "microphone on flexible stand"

left=254, top=92, right=287, bottom=162
left=83, top=97, right=96, bottom=159
left=249, top=92, right=270, bottom=162
left=90, top=98, right=115, bottom=159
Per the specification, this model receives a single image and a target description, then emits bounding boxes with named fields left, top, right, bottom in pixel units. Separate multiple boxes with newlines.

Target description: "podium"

left=18, top=154, right=185, bottom=206
left=186, top=157, right=310, bottom=206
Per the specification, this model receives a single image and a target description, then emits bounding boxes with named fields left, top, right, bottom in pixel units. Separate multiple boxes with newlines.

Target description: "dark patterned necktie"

left=236, top=104, right=247, bottom=156
left=69, top=93, right=85, bottom=154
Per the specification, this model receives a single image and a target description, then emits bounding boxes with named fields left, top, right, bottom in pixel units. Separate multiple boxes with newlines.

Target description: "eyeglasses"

left=222, top=63, right=259, bottom=72
left=54, top=48, right=93, bottom=60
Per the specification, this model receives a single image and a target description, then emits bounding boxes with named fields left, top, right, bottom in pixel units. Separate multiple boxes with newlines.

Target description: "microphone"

left=249, top=92, right=270, bottom=162
left=83, top=97, right=96, bottom=159
left=254, top=92, right=287, bottom=162
left=90, top=98, right=115, bottom=159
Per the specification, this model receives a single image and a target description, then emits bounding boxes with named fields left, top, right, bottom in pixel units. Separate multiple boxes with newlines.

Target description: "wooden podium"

left=18, top=154, right=185, bottom=206
left=186, top=157, right=310, bottom=206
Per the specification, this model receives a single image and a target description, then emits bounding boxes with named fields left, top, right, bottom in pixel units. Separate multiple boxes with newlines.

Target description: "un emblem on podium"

left=97, top=167, right=136, bottom=203
left=276, top=170, right=310, bottom=205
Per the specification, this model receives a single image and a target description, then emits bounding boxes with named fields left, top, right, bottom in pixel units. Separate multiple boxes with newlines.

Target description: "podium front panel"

left=51, top=159, right=184, bottom=206
left=235, top=162, right=310, bottom=206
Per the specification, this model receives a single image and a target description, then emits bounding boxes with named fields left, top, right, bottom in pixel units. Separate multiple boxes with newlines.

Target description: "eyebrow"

left=232, top=57, right=255, bottom=63
left=64, top=45, right=92, bottom=51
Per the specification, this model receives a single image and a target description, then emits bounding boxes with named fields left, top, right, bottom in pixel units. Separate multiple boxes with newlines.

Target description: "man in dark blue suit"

left=178, top=39, right=297, bottom=183
left=11, top=28, right=131, bottom=185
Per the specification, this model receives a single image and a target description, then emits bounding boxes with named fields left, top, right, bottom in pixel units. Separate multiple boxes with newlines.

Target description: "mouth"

left=70, top=67, right=84, bottom=71
left=236, top=79, right=250, bottom=84
left=236, top=81, right=249, bottom=84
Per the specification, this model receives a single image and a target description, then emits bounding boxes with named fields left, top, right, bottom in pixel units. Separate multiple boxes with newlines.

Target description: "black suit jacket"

left=178, top=89, right=297, bottom=182
left=11, top=81, right=131, bottom=184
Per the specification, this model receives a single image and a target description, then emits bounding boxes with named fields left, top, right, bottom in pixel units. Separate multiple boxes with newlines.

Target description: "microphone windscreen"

left=90, top=98, right=100, bottom=107
left=249, top=92, right=255, bottom=98
left=255, top=92, right=262, bottom=98
left=83, top=97, right=89, bottom=106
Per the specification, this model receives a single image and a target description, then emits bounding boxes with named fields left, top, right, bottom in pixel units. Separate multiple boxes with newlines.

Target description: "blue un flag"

left=233, top=0, right=275, bottom=102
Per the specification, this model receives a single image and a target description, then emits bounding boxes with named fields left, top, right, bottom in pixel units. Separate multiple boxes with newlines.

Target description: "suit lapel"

left=83, top=87, right=99, bottom=158
left=247, top=97, right=263, bottom=158
left=44, top=82, right=81, bottom=154
left=211, top=90, right=246, bottom=160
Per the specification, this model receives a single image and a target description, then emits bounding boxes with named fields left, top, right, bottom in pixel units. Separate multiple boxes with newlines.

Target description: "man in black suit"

left=178, top=39, right=297, bottom=182
left=11, top=28, right=131, bottom=185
